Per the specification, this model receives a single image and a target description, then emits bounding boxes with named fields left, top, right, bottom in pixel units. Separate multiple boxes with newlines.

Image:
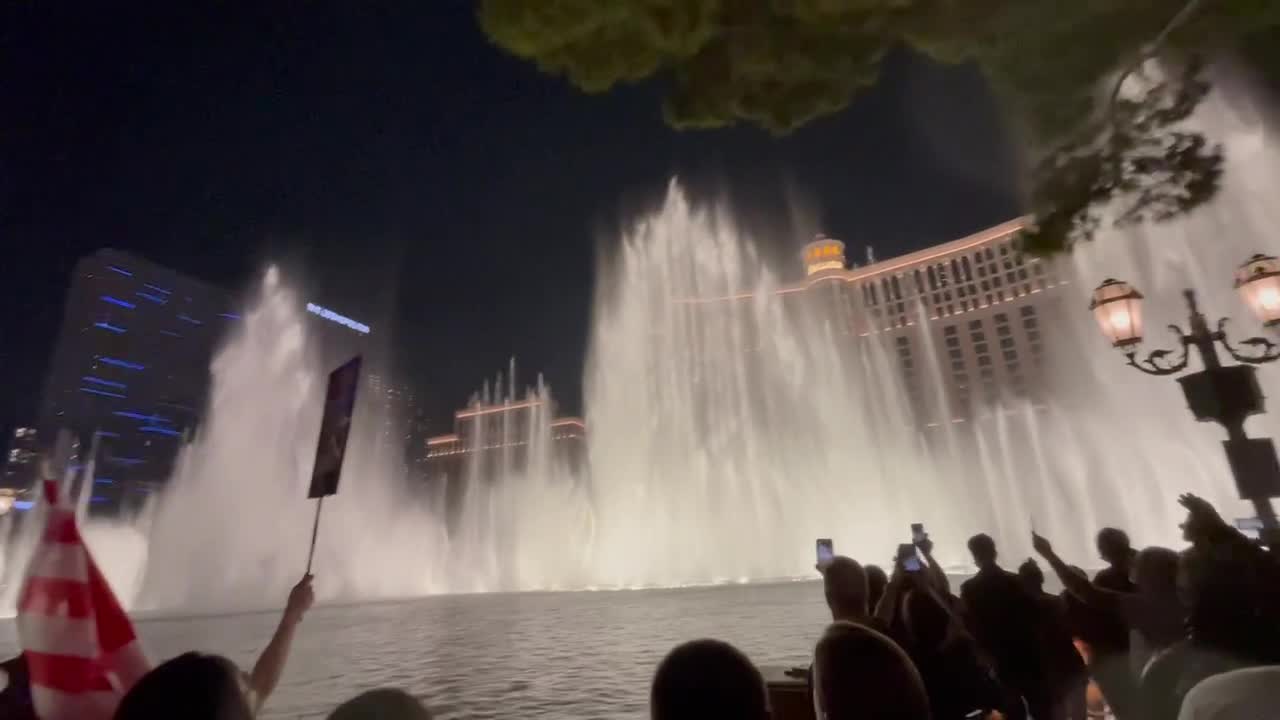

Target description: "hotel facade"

left=746, top=216, right=1062, bottom=427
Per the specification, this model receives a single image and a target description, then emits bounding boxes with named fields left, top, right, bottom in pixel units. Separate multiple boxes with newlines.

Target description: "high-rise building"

left=0, top=426, right=41, bottom=514
left=21, top=249, right=240, bottom=512
left=682, top=217, right=1061, bottom=427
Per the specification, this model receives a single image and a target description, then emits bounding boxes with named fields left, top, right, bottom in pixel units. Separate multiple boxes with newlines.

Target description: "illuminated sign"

left=306, top=303, right=370, bottom=335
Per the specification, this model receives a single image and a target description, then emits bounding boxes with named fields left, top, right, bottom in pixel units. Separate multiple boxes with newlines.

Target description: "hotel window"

left=944, top=325, right=956, bottom=336
left=969, top=319, right=982, bottom=330
left=927, top=267, right=938, bottom=291
left=1028, top=330, right=1041, bottom=343
left=975, top=342, right=989, bottom=354
left=978, top=265, right=987, bottom=278
left=997, top=325, right=1011, bottom=337
left=951, top=359, right=965, bottom=371
left=891, top=276, right=902, bottom=299
left=1020, top=306, right=1035, bottom=318
left=914, top=269, right=925, bottom=294
left=999, top=245, right=1009, bottom=256
left=945, top=337, right=960, bottom=348
left=985, top=248, right=995, bottom=261
left=949, top=348, right=963, bottom=360
left=1000, top=337, right=1015, bottom=349
left=1019, top=268, right=1029, bottom=281
left=978, top=355, right=992, bottom=367
left=993, top=276, right=1003, bottom=288
left=1003, top=349, right=1018, bottom=362
left=995, top=312, right=1008, bottom=323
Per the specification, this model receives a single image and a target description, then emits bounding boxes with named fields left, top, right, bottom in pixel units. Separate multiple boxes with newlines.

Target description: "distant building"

left=0, top=427, right=41, bottom=513
left=680, top=217, right=1063, bottom=427
left=28, top=249, right=240, bottom=512
left=424, top=401, right=585, bottom=518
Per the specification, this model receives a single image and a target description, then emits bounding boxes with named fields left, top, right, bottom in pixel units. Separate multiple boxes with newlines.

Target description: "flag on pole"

left=16, top=478, right=151, bottom=720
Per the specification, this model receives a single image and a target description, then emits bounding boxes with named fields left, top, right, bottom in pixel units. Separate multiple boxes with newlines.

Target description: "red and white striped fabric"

left=17, top=479, right=151, bottom=720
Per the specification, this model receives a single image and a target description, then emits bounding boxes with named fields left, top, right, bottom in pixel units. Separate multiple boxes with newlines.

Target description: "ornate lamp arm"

left=1218, top=318, right=1280, bottom=365
left=1125, top=325, right=1190, bottom=375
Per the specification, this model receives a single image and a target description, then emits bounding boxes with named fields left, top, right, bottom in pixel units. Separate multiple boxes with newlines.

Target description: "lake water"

left=1, top=581, right=832, bottom=719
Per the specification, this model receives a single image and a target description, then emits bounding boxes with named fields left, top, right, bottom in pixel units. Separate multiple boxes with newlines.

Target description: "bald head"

left=823, top=556, right=869, bottom=621
left=813, top=621, right=930, bottom=720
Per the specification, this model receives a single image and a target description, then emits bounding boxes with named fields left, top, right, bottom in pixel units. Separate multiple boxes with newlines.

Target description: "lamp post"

left=1090, top=253, right=1280, bottom=537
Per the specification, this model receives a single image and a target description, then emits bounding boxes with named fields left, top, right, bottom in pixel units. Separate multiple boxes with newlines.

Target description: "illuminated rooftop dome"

left=802, top=235, right=846, bottom=276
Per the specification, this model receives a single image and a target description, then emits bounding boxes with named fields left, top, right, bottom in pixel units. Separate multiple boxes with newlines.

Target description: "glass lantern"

left=1089, top=278, right=1145, bottom=348
left=1235, top=253, right=1280, bottom=327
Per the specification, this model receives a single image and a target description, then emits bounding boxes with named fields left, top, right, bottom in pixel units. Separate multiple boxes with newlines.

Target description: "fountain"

left=134, top=268, right=454, bottom=612
left=2, top=73, right=1276, bottom=615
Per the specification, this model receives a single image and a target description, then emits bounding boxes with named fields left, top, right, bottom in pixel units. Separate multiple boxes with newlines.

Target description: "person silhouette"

left=960, top=534, right=1048, bottom=720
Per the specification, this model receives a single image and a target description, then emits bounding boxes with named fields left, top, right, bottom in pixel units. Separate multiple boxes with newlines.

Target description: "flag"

left=16, top=478, right=151, bottom=720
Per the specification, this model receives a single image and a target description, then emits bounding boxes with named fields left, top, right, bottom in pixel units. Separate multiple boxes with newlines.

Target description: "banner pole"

left=305, top=496, right=324, bottom=575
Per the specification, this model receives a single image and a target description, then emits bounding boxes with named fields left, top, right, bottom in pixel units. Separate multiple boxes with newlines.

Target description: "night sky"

left=2, top=2, right=1021, bottom=435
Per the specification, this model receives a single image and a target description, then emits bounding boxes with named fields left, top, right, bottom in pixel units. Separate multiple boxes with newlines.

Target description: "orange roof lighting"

left=454, top=400, right=543, bottom=419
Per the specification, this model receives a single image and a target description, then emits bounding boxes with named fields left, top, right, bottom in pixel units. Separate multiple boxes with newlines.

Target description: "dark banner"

left=308, top=356, right=362, bottom=498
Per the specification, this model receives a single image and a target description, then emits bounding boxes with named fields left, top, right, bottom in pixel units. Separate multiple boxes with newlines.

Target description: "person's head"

left=865, top=564, right=889, bottom=612
left=1096, top=528, right=1134, bottom=566
left=113, top=653, right=251, bottom=720
left=902, top=588, right=952, bottom=652
left=813, top=621, right=930, bottom=720
left=823, top=556, right=869, bottom=621
left=967, top=533, right=997, bottom=568
left=650, top=639, right=768, bottom=720
left=1133, top=546, right=1180, bottom=597
left=328, top=689, right=432, bottom=720
left=1017, top=558, right=1045, bottom=594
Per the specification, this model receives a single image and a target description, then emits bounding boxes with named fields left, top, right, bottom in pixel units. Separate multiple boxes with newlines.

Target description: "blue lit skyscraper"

left=25, top=249, right=240, bottom=512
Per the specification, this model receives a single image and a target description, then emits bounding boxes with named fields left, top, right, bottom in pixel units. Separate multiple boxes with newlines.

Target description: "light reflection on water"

left=1, top=582, right=833, bottom=719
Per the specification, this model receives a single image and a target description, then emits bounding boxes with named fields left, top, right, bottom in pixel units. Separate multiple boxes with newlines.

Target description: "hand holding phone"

left=896, top=543, right=921, bottom=573
left=816, top=538, right=834, bottom=568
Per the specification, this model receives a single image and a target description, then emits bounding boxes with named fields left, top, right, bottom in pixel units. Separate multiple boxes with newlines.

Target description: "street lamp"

left=1091, top=256, right=1280, bottom=537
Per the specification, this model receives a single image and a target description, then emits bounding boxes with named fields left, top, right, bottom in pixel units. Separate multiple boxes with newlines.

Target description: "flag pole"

left=305, top=496, right=324, bottom=575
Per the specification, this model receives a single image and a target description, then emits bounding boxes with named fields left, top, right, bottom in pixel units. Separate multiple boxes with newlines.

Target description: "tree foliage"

left=480, top=0, right=1280, bottom=253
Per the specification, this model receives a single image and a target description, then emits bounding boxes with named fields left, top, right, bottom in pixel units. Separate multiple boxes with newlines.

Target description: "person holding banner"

left=113, top=574, right=315, bottom=720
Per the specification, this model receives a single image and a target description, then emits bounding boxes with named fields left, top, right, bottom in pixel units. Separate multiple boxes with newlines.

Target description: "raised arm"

left=875, top=557, right=909, bottom=627
left=249, top=574, right=314, bottom=709
left=1031, top=532, right=1118, bottom=611
left=916, top=537, right=951, bottom=596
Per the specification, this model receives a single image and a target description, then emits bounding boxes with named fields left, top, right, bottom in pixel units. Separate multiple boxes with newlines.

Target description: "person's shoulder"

left=1179, top=666, right=1280, bottom=720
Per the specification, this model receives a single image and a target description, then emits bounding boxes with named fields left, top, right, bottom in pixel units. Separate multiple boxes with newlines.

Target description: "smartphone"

left=897, top=543, right=921, bottom=572
left=910, top=522, right=926, bottom=544
left=816, top=538, right=834, bottom=567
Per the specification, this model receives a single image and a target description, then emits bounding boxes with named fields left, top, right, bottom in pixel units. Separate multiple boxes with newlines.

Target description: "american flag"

left=16, top=478, right=151, bottom=720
